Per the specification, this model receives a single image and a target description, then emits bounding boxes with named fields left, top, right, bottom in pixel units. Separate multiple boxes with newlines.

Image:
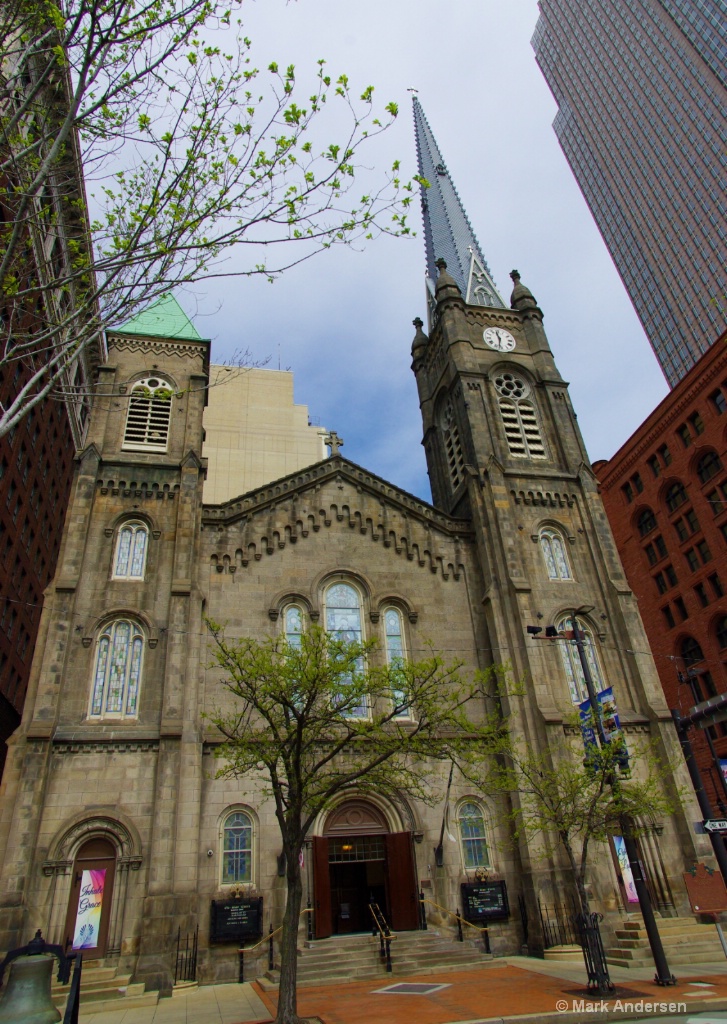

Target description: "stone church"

left=0, top=100, right=711, bottom=990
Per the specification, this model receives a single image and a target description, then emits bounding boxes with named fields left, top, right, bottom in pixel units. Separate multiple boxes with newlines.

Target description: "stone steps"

left=263, top=930, right=490, bottom=987
left=606, top=915, right=727, bottom=969
left=51, top=959, right=159, bottom=1014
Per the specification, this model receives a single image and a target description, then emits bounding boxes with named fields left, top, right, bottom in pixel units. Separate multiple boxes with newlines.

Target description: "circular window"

left=494, top=373, right=529, bottom=400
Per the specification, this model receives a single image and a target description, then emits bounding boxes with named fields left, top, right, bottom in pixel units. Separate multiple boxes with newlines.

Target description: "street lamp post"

left=565, top=612, right=675, bottom=986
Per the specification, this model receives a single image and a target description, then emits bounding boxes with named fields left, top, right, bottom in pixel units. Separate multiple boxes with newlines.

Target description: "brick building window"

left=665, top=482, right=688, bottom=513
left=638, top=508, right=657, bottom=536
left=697, top=451, right=722, bottom=484
left=647, top=455, right=661, bottom=478
left=677, top=424, right=692, bottom=448
left=716, top=617, right=727, bottom=651
left=710, top=390, right=726, bottom=415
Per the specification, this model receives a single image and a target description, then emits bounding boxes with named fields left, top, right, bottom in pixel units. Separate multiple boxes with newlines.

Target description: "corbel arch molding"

left=689, top=445, right=723, bottom=483
left=631, top=503, right=658, bottom=537
left=374, top=593, right=418, bottom=625
left=313, top=567, right=374, bottom=622
left=268, top=590, right=315, bottom=623
left=45, top=809, right=143, bottom=873
left=82, top=607, right=160, bottom=649
left=310, top=788, right=417, bottom=838
left=530, top=516, right=575, bottom=544
left=657, top=476, right=690, bottom=514
left=104, top=508, right=160, bottom=539
left=118, top=369, right=180, bottom=395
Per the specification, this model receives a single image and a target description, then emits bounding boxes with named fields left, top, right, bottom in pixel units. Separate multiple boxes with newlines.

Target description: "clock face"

left=483, top=327, right=516, bottom=352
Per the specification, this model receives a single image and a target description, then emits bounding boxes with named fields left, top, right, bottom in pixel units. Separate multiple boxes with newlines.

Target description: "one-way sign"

left=703, top=819, right=727, bottom=834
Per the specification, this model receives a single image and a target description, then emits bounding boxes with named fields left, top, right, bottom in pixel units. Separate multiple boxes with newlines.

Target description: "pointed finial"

left=510, top=268, right=538, bottom=310
left=434, top=258, right=462, bottom=301
left=411, top=316, right=428, bottom=357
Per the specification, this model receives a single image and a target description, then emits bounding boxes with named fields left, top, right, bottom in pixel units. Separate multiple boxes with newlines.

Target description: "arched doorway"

left=64, top=838, right=117, bottom=958
left=312, top=799, right=419, bottom=938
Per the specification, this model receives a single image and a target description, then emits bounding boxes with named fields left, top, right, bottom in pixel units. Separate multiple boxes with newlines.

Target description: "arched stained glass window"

left=222, top=811, right=253, bottom=884
left=458, top=801, right=490, bottom=869
left=325, top=582, right=366, bottom=717
left=90, top=620, right=144, bottom=718
left=113, top=521, right=148, bottom=579
left=556, top=616, right=605, bottom=705
left=384, top=608, right=409, bottom=717
left=539, top=527, right=572, bottom=580
left=284, top=605, right=304, bottom=649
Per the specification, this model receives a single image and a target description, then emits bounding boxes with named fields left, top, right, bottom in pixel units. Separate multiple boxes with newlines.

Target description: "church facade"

left=0, top=101, right=713, bottom=990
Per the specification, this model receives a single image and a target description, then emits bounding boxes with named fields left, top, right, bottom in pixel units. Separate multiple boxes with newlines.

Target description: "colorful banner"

left=579, top=687, right=626, bottom=759
left=72, top=868, right=106, bottom=949
left=613, top=836, right=639, bottom=903
left=720, top=758, right=727, bottom=787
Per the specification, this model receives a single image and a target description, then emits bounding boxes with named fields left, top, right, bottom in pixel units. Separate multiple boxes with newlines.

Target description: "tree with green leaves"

left=0, top=0, right=417, bottom=437
left=487, top=716, right=676, bottom=918
left=207, top=622, right=500, bottom=1024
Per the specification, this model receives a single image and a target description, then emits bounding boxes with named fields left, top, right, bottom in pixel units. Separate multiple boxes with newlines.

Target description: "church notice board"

left=460, top=881, right=509, bottom=923
left=210, top=897, right=263, bottom=944
left=683, top=863, right=727, bottom=915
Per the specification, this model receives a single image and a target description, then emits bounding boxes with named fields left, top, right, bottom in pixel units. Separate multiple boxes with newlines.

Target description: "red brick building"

left=594, top=330, right=727, bottom=812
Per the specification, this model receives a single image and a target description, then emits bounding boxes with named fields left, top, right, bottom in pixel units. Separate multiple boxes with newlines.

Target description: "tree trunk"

left=561, top=837, right=590, bottom=917
left=276, top=845, right=305, bottom=1024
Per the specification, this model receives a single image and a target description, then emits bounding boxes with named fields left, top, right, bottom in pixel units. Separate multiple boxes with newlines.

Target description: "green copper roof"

left=114, top=294, right=203, bottom=341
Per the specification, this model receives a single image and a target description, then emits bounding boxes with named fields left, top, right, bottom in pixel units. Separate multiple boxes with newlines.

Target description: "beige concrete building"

left=0, top=267, right=713, bottom=994
left=202, top=366, right=327, bottom=504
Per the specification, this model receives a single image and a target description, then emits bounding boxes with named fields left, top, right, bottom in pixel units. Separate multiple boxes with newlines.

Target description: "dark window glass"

left=710, top=390, right=727, bottom=415
left=685, top=548, right=699, bottom=572
left=707, top=489, right=723, bottom=516
left=674, top=518, right=689, bottom=542
left=694, top=583, right=709, bottom=608
left=655, top=572, right=667, bottom=594
left=647, top=455, right=661, bottom=478
left=689, top=412, right=705, bottom=436
left=655, top=535, right=667, bottom=558
left=674, top=597, right=688, bottom=621
left=632, top=472, right=644, bottom=494
left=623, top=482, right=634, bottom=503
left=659, top=444, right=672, bottom=466
left=665, top=482, right=688, bottom=512
left=645, top=543, right=657, bottom=566
left=682, top=636, right=705, bottom=667
left=665, top=564, right=678, bottom=587
left=697, top=539, right=712, bottom=563
left=710, top=573, right=724, bottom=597
left=686, top=509, right=700, bottom=533
left=697, top=451, right=722, bottom=484
left=717, top=617, right=727, bottom=650
left=638, top=509, right=657, bottom=536
left=677, top=424, right=692, bottom=448
left=662, top=606, right=676, bottom=629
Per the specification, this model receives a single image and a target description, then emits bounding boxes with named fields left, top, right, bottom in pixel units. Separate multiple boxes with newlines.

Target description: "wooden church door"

left=385, top=832, right=419, bottom=930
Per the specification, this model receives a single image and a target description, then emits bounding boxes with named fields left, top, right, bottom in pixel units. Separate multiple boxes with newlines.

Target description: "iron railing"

left=368, top=901, right=394, bottom=972
left=174, top=925, right=199, bottom=985
left=538, top=898, right=581, bottom=949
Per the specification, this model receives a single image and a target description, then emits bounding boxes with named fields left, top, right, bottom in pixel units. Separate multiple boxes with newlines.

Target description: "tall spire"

left=412, top=94, right=505, bottom=310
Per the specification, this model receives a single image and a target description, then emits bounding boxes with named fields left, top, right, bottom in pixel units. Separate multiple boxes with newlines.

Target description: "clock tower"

left=410, top=96, right=706, bottom=929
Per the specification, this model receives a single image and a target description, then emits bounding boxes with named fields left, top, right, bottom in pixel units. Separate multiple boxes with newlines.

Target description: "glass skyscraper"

left=533, top=0, right=726, bottom=387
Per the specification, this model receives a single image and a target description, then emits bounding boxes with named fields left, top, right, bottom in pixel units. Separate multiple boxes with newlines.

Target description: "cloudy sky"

left=185, top=0, right=668, bottom=502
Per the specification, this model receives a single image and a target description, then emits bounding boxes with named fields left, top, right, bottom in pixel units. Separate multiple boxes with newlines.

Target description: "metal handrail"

left=239, top=907, right=314, bottom=954
left=368, top=902, right=397, bottom=942
left=419, top=895, right=491, bottom=952
left=419, top=896, right=486, bottom=933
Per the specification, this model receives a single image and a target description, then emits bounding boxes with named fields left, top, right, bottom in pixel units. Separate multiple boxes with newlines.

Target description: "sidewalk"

left=74, top=956, right=727, bottom=1024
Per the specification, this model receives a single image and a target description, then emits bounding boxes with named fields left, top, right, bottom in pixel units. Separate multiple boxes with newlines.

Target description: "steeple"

left=412, top=94, right=505, bottom=311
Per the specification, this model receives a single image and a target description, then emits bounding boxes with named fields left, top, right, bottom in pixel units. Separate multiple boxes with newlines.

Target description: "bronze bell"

left=0, top=955, right=61, bottom=1024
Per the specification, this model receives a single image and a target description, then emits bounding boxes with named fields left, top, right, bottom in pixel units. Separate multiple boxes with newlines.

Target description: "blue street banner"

left=579, top=687, right=625, bottom=755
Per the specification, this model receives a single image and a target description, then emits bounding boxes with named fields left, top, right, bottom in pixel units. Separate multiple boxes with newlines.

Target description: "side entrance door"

left=64, top=838, right=116, bottom=958
left=385, top=832, right=419, bottom=930
left=312, top=836, right=332, bottom=939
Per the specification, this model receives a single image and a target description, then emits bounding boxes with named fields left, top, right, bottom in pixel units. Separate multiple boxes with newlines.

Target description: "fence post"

left=455, top=909, right=463, bottom=942
left=482, top=926, right=491, bottom=954
left=238, top=949, right=244, bottom=984
left=419, top=891, right=427, bottom=930
left=307, top=898, right=313, bottom=942
left=63, top=954, right=82, bottom=1024
left=268, top=922, right=274, bottom=971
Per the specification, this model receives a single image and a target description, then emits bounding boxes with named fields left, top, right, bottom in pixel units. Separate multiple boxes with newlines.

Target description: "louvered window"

left=442, top=399, right=465, bottom=489
left=123, top=377, right=172, bottom=451
left=495, top=373, right=545, bottom=459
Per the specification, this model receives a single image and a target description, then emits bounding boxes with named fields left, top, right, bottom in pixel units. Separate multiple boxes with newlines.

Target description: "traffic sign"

left=703, top=819, right=727, bottom=834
